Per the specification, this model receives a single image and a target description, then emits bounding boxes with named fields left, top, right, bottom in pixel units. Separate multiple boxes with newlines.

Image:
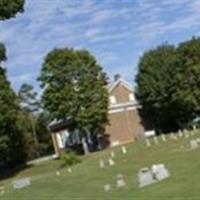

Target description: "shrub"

left=60, top=150, right=81, bottom=167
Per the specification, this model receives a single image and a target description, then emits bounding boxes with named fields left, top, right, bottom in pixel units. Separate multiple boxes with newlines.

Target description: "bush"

left=60, top=150, right=81, bottom=167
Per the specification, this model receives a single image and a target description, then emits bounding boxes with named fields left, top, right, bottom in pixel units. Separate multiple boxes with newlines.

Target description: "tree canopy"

left=0, top=44, right=26, bottom=169
left=0, top=0, right=25, bottom=20
left=39, top=48, right=109, bottom=135
left=136, top=37, right=200, bottom=133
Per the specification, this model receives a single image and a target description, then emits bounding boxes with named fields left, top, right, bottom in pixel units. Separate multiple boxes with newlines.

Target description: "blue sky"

left=0, top=0, right=200, bottom=92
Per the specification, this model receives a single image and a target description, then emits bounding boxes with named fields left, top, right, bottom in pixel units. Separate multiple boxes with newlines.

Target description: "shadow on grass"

left=0, top=164, right=33, bottom=181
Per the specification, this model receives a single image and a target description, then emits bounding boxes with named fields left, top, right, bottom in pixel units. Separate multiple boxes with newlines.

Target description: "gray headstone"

left=0, top=186, right=5, bottom=196
left=121, top=146, right=127, bottom=154
left=153, top=136, right=159, bottom=144
left=138, top=168, right=156, bottom=187
left=151, top=164, right=170, bottom=181
left=108, top=158, right=115, bottom=166
left=110, top=151, right=115, bottom=158
left=190, top=140, right=198, bottom=149
left=99, top=159, right=105, bottom=169
left=56, top=171, right=61, bottom=176
left=178, top=130, right=183, bottom=138
left=12, top=178, right=30, bottom=189
left=161, top=134, right=166, bottom=142
left=196, top=138, right=200, bottom=143
left=116, top=174, right=126, bottom=188
left=145, top=139, right=151, bottom=147
left=67, top=167, right=72, bottom=173
left=104, top=184, right=111, bottom=192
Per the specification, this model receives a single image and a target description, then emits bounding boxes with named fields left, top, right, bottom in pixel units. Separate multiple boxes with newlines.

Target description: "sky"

left=1, top=0, right=200, bottom=92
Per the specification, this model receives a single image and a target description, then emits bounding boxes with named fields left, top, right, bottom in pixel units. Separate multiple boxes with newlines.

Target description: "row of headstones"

left=145, top=128, right=198, bottom=147
left=99, top=146, right=128, bottom=169
left=104, top=163, right=170, bottom=192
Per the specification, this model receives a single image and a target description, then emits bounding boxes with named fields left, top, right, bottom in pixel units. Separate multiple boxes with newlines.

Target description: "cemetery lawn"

left=1, top=132, right=200, bottom=200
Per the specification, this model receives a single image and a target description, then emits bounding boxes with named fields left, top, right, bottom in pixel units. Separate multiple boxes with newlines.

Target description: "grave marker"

left=153, top=136, right=159, bottom=144
left=110, top=151, right=115, bottom=158
left=67, top=167, right=72, bottom=173
left=0, top=186, right=5, bottom=196
left=12, top=178, right=30, bottom=189
left=56, top=171, right=61, bottom=176
left=151, top=164, right=170, bottom=181
left=99, top=159, right=105, bottom=169
left=161, top=134, right=166, bottom=142
left=178, top=130, right=183, bottom=138
left=116, top=174, right=126, bottom=188
left=145, top=139, right=151, bottom=147
left=138, top=167, right=155, bottom=187
left=108, top=158, right=115, bottom=166
left=121, top=146, right=127, bottom=154
left=104, top=184, right=111, bottom=192
left=190, top=140, right=198, bottom=149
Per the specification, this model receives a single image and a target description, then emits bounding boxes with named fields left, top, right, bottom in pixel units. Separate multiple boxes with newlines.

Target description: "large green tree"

left=136, top=44, right=181, bottom=133
left=136, top=37, right=200, bottom=133
left=39, top=48, right=109, bottom=152
left=0, top=0, right=25, bottom=20
left=0, top=43, right=26, bottom=169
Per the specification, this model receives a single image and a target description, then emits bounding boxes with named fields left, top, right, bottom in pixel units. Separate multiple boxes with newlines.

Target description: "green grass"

left=1, top=131, right=200, bottom=200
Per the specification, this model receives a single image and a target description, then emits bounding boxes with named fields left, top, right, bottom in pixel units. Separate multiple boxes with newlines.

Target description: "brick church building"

left=49, top=75, right=145, bottom=156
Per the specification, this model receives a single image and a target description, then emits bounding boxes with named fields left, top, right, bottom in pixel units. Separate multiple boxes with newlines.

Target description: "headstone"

left=116, top=174, right=126, bottom=188
left=12, top=178, right=31, bottom=189
left=99, top=159, right=105, bottom=169
left=151, top=164, right=170, bottom=181
left=153, top=136, right=159, bottom=144
left=0, top=186, right=5, bottom=196
left=110, top=151, right=115, bottom=158
left=138, top=167, right=155, bottom=187
left=161, top=134, right=166, bottom=142
left=145, top=139, right=151, bottom=147
left=183, top=130, right=189, bottom=138
left=190, top=140, right=198, bottom=149
left=56, top=171, right=61, bottom=176
left=121, top=146, right=127, bottom=154
left=104, top=184, right=111, bottom=192
left=67, top=167, right=72, bottom=173
left=196, top=138, right=200, bottom=143
left=193, top=125, right=197, bottom=131
left=108, top=158, right=115, bottom=166
left=190, top=131, right=194, bottom=136
left=178, top=130, right=183, bottom=138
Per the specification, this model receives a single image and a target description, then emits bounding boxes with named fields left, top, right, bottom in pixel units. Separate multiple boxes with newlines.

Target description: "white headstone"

left=108, top=158, right=115, bottom=166
left=12, top=178, right=31, bottom=189
left=190, top=140, right=198, bottom=149
left=121, top=146, right=127, bottom=154
left=185, top=132, right=189, bottom=138
left=67, top=167, right=72, bottom=173
left=110, top=151, right=115, bottom=158
left=145, top=139, right=151, bottom=147
left=153, top=137, right=159, bottom=144
left=99, top=159, right=105, bottom=169
left=196, top=138, right=200, bottom=143
left=56, top=171, right=61, bottom=176
left=0, top=187, right=5, bottom=196
left=104, top=184, right=111, bottom=192
left=161, top=134, right=166, bottom=142
left=116, top=174, right=126, bottom=188
left=190, top=131, right=194, bottom=136
left=193, top=125, right=197, bottom=131
left=151, top=164, right=170, bottom=181
left=138, top=168, right=155, bottom=187
left=178, top=130, right=183, bottom=138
